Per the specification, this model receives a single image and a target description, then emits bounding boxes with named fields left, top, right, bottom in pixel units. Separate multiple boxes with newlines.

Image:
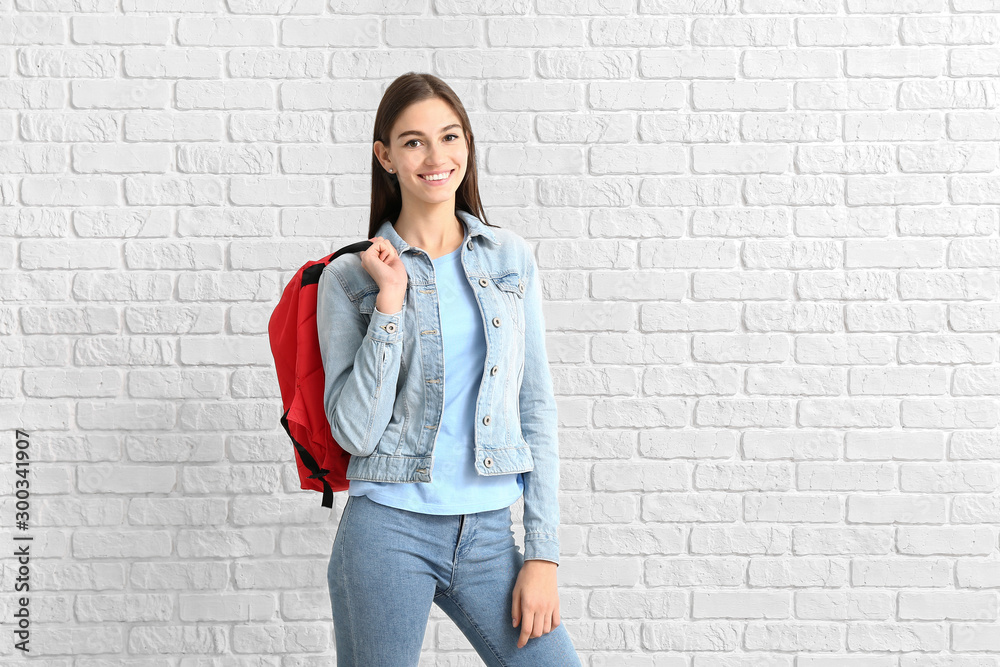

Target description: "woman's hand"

left=361, top=236, right=408, bottom=292
left=511, top=559, right=560, bottom=649
left=361, top=236, right=408, bottom=313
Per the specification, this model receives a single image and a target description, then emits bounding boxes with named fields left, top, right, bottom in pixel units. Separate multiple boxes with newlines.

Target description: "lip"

left=418, top=169, right=454, bottom=186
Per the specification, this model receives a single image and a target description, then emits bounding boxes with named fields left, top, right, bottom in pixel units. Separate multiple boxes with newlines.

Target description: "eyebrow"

left=396, top=124, right=462, bottom=141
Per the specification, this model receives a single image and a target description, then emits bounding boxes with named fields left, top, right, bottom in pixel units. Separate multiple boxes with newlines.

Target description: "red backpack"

left=268, top=239, right=373, bottom=508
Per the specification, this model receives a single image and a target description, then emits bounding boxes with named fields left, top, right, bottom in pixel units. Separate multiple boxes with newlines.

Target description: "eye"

left=404, top=134, right=461, bottom=148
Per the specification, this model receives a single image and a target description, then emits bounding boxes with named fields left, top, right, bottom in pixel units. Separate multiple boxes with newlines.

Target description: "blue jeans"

left=327, top=493, right=583, bottom=666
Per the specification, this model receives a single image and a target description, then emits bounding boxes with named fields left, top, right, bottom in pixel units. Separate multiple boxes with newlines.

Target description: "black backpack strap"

left=302, top=240, right=374, bottom=287
left=281, top=408, right=334, bottom=508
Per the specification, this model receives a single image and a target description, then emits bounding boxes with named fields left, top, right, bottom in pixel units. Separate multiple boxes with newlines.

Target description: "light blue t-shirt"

left=348, top=240, right=525, bottom=514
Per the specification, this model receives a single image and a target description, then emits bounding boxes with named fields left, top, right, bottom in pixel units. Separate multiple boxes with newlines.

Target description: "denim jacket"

left=315, top=209, right=562, bottom=564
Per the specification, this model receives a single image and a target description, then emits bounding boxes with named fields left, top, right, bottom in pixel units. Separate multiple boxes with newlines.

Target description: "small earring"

left=388, top=168, right=393, bottom=173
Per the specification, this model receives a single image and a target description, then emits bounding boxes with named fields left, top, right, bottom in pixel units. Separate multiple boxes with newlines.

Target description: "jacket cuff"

left=523, top=533, right=560, bottom=565
left=368, top=299, right=404, bottom=344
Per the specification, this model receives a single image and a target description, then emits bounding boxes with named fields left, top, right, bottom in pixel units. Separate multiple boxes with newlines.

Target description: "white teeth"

left=421, top=170, right=451, bottom=181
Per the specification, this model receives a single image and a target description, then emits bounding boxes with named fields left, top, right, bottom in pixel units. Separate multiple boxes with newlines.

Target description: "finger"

left=367, top=238, right=392, bottom=261
left=511, top=587, right=520, bottom=628
left=543, top=613, right=552, bottom=634
left=374, top=238, right=394, bottom=261
left=518, top=611, right=533, bottom=648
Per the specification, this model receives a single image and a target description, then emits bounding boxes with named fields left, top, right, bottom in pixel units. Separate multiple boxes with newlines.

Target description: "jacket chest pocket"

left=492, top=271, right=525, bottom=333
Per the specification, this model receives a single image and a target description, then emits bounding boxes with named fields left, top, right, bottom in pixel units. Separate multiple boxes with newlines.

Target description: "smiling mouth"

left=419, top=169, right=455, bottom=182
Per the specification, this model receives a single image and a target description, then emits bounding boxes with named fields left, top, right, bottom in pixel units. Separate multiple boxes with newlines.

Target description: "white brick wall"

left=2, top=3, right=1000, bottom=664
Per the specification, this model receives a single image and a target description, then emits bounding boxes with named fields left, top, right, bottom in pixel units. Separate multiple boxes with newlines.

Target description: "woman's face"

left=375, top=97, right=469, bottom=207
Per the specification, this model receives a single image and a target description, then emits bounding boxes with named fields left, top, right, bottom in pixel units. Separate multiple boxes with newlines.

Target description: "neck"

left=393, top=203, right=465, bottom=255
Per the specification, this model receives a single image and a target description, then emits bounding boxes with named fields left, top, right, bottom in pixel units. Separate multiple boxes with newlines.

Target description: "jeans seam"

left=440, top=514, right=465, bottom=598
left=440, top=589, right=508, bottom=667
left=339, top=496, right=359, bottom=664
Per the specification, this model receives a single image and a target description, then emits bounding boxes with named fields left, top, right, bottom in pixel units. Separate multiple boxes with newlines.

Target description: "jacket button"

left=519, top=281, right=524, bottom=293
left=492, top=316, right=501, bottom=327
left=479, top=278, right=488, bottom=287
left=483, top=415, right=491, bottom=425
left=385, top=322, right=396, bottom=333
left=484, top=457, right=493, bottom=467
left=490, top=365, right=498, bottom=375
left=467, top=240, right=473, bottom=250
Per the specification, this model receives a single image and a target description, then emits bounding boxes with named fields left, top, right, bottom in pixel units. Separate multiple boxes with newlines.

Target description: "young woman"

left=315, top=72, right=582, bottom=666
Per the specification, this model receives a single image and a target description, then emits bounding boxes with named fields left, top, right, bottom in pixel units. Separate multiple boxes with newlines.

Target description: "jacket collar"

left=376, top=208, right=500, bottom=256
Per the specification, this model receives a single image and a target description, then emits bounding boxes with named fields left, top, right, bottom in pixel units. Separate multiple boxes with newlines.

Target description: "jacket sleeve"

left=315, top=262, right=405, bottom=458
left=517, top=247, right=562, bottom=565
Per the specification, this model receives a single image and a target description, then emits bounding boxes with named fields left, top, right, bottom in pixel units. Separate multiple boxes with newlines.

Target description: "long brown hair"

left=369, top=72, right=497, bottom=239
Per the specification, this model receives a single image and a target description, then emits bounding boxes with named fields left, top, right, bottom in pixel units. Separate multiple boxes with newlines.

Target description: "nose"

left=424, top=145, right=448, bottom=167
